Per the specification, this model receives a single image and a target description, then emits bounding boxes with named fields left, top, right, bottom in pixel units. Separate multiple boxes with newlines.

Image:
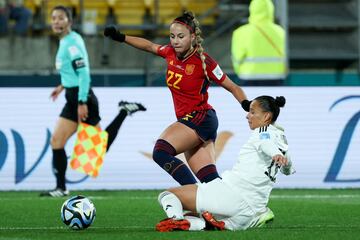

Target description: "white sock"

left=185, top=216, right=206, bottom=231
left=158, top=191, right=184, bottom=220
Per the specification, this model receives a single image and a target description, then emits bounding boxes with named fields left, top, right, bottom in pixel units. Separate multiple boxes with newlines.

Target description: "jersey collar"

left=178, top=46, right=198, bottom=62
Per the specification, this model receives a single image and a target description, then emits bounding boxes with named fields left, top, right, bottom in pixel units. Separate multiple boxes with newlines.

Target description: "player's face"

left=170, top=23, right=195, bottom=57
left=246, top=100, right=271, bottom=130
left=51, top=9, right=71, bottom=37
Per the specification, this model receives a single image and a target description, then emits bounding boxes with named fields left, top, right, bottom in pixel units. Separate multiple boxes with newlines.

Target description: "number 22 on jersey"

left=166, top=70, right=182, bottom=89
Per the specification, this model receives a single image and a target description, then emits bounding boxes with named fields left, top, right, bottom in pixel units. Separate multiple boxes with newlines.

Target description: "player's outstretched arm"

left=220, top=76, right=248, bottom=111
left=104, top=24, right=160, bottom=54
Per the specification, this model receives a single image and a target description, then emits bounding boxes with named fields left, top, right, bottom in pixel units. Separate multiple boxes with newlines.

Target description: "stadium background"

left=1, top=0, right=359, bottom=190
left=1, top=1, right=360, bottom=239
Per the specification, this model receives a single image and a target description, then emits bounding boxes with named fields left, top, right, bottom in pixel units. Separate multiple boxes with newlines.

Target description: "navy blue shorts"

left=178, top=109, right=218, bottom=142
left=60, top=87, right=101, bottom=125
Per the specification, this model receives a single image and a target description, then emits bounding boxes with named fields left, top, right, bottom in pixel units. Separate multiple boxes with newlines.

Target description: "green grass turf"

left=0, top=189, right=359, bottom=240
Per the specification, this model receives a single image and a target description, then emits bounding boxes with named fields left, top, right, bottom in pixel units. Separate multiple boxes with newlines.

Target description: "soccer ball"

left=60, top=195, right=96, bottom=230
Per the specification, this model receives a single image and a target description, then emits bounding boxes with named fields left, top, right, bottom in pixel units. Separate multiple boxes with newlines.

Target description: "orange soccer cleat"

left=155, top=218, right=190, bottom=232
left=202, top=211, right=225, bottom=231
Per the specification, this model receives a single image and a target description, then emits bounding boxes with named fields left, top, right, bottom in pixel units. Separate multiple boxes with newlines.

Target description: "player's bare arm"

left=124, top=36, right=161, bottom=55
left=103, top=24, right=160, bottom=54
left=220, top=76, right=247, bottom=104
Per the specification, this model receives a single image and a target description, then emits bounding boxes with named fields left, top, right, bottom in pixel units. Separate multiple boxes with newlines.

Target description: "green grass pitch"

left=0, top=189, right=359, bottom=240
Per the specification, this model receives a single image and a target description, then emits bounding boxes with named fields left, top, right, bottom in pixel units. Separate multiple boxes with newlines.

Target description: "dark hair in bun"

left=274, top=96, right=286, bottom=108
left=254, top=95, right=286, bottom=123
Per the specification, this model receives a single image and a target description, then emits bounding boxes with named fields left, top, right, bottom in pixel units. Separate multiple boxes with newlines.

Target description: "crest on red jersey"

left=185, top=64, right=195, bottom=75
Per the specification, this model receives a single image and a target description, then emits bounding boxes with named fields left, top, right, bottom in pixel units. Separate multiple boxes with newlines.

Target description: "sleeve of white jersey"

left=280, top=152, right=296, bottom=175
left=253, top=130, right=282, bottom=157
left=259, top=138, right=283, bottom=158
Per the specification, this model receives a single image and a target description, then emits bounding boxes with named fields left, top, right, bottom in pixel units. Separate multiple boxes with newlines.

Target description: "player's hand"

left=78, top=104, right=88, bottom=122
left=50, top=85, right=64, bottom=101
left=104, top=25, right=126, bottom=42
left=272, top=154, right=288, bottom=166
left=241, top=100, right=251, bottom=112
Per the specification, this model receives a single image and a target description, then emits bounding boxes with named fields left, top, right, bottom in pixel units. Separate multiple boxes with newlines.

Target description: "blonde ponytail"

left=191, top=14, right=210, bottom=82
left=179, top=11, right=210, bottom=82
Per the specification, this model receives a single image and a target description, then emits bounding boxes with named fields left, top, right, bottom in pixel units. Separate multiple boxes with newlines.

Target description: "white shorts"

left=196, top=178, right=255, bottom=230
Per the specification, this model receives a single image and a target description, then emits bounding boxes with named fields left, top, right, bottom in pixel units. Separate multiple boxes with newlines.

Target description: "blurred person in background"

left=40, top=6, right=146, bottom=197
left=0, top=0, right=31, bottom=36
left=231, top=0, right=286, bottom=86
left=155, top=95, right=295, bottom=232
left=104, top=11, right=249, bottom=186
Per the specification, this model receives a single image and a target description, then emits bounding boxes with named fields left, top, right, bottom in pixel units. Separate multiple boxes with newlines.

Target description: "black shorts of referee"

left=60, top=87, right=101, bottom=125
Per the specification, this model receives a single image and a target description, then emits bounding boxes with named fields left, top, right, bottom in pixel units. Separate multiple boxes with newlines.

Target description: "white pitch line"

left=0, top=194, right=359, bottom=201
left=89, top=196, right=156, bottom=200
left=0, top=226, right=154, bottom=231
left=1, top=225, right=358, bottom=231
left=270, top=194, right=360, bottom=199
left=0, top=196, right=157, bottom=201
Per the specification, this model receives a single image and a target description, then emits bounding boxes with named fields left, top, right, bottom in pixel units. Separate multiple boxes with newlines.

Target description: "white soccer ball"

left=60, top=195, right=96, bottom=230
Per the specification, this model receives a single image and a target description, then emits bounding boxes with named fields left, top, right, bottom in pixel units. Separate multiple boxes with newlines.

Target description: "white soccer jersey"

left=221, top=124, right=290, bottom=213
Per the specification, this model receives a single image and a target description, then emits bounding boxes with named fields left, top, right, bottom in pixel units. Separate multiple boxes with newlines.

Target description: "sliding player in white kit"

left=156, top=95, right=295, bottom=232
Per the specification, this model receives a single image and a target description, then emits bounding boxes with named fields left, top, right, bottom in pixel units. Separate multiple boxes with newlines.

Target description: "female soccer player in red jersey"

left=104, top=11, right=249, bottom=185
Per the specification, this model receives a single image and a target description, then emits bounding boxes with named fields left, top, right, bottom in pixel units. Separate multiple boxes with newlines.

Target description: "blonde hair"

left=174, top=11, right=210, bottom=82
left=191, top=14, right=210, bottom=82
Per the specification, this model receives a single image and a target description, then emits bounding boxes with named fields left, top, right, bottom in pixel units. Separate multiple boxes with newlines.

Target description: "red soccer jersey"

left=157, top=44, right=227, bottom=118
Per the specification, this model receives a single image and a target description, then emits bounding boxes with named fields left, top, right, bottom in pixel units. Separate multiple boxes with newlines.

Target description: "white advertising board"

left=0, top=87, right=359, bottom=190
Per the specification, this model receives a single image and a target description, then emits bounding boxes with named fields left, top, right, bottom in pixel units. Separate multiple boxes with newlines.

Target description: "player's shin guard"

left=153, top=139, right=197, bottom=185
left=196, top=164, right=220, bottom=183
left=52, top=148, right=67, bottom=190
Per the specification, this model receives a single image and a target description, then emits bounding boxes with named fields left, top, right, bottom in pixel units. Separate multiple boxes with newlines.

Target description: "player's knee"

left=50, top=135, right=65, bottom=149
left=152, top=139, right=177, bottom=164
left=152, top=139, right=176, bottom=160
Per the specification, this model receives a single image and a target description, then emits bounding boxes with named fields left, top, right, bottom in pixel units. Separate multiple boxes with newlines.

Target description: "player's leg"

left=180, top=109, right=221, bottom=183
left=40, top=117, right=77, bottom=197
left=152, top=122, right=201, bottom=185
left=118, top=100, right=146, bottom=115
left=156, top=185, right=201, bottom=232
left=156, top=179, right=239, bottom=232
left=185, top=141, right=220, bottom=183
left=82, top=90, right=147, bottom=152
left=41, top=88, right=101, bottom=197
left=105, top=101, right=146, bottom=151
left=216, top=202, right=261, bottom=230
